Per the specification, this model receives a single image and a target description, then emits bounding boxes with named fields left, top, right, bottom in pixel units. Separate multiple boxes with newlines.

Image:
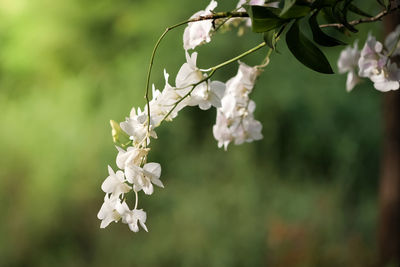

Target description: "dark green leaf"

left=377, top=0, right=385, bottom=6
left=309, top=12, right=345, bottom=46
left=263, top=30, right=277, bottom=50
left=280, top=0, right=296, bottom=16
left=332, top=0, right=358, bottom=33
left=312, top=0, right=337, bottom=9
left=348, top=4, right=372, bottom=17
left=377, top=0, right=390, bottom=8
left=245, top=5, right=288, bottom=33
left=285, top=20, right=334, bottom=74
left=280, top=5, right=311, bottom=19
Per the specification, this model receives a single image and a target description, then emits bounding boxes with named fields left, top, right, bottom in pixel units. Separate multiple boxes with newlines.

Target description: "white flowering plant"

left=98, top=0, right=400, bottom=233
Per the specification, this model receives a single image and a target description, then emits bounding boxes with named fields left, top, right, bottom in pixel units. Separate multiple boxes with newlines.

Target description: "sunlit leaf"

left=280, top=0, right=296, bottom=16
left=245, top=5, right=288, bottom=33
left=263, top=30, right=277, bottom=50
left=280, top=5, right=311, bottom=19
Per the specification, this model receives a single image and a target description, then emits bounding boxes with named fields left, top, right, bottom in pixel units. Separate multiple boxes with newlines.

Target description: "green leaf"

left=312, top=0, right=337, bottom=9
left=285, top=20, right=334, bottom=74
left=332, top=0, right=358, bottom=33
left=280, top=0, right=296, bottom=16
left=309, top=12, right=345, bottom=47
left=377, top=0, right=390, bottom=8
left=263, top=30, right=277, bottom=50
left=348, top=4, right=372, bottom=17
left=280, top=5, right=311, bottom=19
left=245, top=5, right=287, bottom=33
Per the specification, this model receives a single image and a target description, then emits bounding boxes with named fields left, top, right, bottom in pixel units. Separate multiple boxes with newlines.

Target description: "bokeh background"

left=0, top=0, right=385, bottom=266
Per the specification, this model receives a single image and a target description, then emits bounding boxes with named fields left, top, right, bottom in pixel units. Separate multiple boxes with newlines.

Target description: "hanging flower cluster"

left=98, top=0, right=268, bottom=232
left=338, top=25, right=400, bottom=92
left=213, top=61, right=263, bottom=150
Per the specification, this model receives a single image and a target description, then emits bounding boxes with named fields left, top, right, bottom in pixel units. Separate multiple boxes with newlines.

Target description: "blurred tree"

left=380, top=2, right=400, bottom=265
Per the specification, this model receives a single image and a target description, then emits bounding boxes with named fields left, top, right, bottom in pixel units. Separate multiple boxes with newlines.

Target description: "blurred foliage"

left=0, top=0, right=385, bottom=266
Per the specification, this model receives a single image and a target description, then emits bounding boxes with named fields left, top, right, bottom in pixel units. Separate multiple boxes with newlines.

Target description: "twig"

left=187, top=11, right=249, bottom=23
left=320, top=6, right=399, bottom=28
left=185, top=7, right=399, bottom=30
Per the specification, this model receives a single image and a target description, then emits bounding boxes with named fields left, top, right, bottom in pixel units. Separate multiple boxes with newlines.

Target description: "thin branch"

left=320, top=6, right=399, bottom=28
left=185, top=7, right=399, bottom=30
left=187, top=11, right=248, bottom=23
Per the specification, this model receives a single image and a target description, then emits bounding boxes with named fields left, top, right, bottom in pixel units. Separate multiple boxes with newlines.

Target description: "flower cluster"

left=213, top=61, right=263, bottom=150
left=338, top=26, right=400, bottom=92
left=99, top=0, right=268, bottom=233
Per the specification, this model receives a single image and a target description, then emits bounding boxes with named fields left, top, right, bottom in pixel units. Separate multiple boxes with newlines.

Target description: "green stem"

left=144, top=21, right=188, bottom=133
left=207, top=41, right=267, bottom=70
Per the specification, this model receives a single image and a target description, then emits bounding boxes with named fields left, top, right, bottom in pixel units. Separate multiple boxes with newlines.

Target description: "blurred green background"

left=0, top=0, right=385, bottom=266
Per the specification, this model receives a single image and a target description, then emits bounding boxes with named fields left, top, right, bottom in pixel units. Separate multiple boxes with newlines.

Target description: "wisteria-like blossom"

left=337, top=41, right=361, bottom=92
left=115, top=201, right=148, bottom=232
left=99, top=46, right=266, bottom=232
left=183, top=0, right=218, bottom=51
left=97, top=194, right=122, bottom=228
left=101, top=166, right=131, bottom=196
left=176, top=51, right=226, bottom=110
left=213, top=61, right=263, bottom=150
left=99, top=46, right=235, bottom=232
left=338, top=31, right=400, bottom=92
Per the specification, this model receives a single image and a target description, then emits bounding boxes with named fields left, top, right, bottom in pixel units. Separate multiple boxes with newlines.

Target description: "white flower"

left=234, top=111, right=263, bottom=145
left=120, top=107, right=157, bottom=145
left=176, top=51, right=225, bottom=110
left=226, top=61, right=259, bottom=96
left=385, top=24, right=400, bottom=57
left=143, top=162, right=164, bottom=188
left=115, top=201, right=148, bottom=232
left=221, top=61, right=260, bottom=119
left=148, top=70, right=184, bottom=125
left=176, top=51, right=204, bottom=91
left=357, top=34, right=400, bottom=92
left=125, top=162, right=163, bottom=195
left=337, top=41, right=361, bottom=92
left=101, top=165, right=131, bottom=196
left=183, top=0, right=218, bottom=50
left=369, top=61, right=400, bottom=92
left=191, top=80, right=226, bottom=110
left=358, top=35, right=386, bottom=78
left=97, top=194, right=121, bottom=228
left=116, top=146, right=148, bottom=170
left=213, top=62, right=263, bottom=150
left=213, top=110, right=234, bottom=150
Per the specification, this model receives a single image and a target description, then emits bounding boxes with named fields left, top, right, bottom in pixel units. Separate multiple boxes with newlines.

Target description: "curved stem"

left=144, top=21, right=189, bottom=134
left=207, top=41, right=267, bottom=70
left=134, top=190, right=139, bottom=210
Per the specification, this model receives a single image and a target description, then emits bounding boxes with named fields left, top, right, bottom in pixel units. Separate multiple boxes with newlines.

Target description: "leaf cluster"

left=245, top=0, right=384, bottom=74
